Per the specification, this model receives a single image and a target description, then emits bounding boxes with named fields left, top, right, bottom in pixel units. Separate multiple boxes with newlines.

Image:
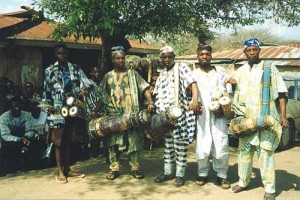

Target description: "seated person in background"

left=0, top=97, right=38, bottom=174
left=28, top=101, right=50, bottom=167
left=23, top=82, right=42, bottom=112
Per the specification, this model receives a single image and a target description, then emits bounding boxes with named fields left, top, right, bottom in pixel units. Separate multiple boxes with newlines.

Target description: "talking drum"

left=61, top=106, right=69, bottom=118
left=88, top=110, right=151, bottom=138
left=229, top=115, right=276, bottom=138
left=208, top=100, right=222, bottom=116
left=68, top=106, right=86, bottom=119
left=66, top=96, right=85, bottom=109
left=218, top=96, right=231, bottom=117
left=150, top=106, right=182, bottom=137
left=211, top=91, right=223, bottom=101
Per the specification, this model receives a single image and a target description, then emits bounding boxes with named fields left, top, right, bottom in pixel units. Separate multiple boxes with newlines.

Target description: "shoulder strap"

left=128, top=69, right=140, bottom=112
left=174, top=63, right=180, bottom=107
left=261, top=61, right=271, bottom=116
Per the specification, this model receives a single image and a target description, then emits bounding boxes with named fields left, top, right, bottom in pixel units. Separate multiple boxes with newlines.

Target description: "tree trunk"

left=100, top=33, right=130, bottom=73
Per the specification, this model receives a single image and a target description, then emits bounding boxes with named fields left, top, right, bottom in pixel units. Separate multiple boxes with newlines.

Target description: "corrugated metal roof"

left=0, top=10, right=159, bottom=52
left=177, top=46, right=300, bottom=61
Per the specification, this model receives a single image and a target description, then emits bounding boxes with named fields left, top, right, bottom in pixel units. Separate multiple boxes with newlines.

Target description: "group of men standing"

left=31, top=37, right=287, bottom=200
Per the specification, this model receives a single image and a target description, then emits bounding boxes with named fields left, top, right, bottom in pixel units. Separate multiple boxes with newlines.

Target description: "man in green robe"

left=99, top=46, right=155, bottom=180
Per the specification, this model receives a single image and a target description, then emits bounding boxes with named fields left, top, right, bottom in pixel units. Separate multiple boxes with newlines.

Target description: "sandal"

left=264, top=193, right=276, bottom=200
left=106, top=171, right=120, bottom=180
left=55, top=176, right=68, bottom=184
left=230, top=185, right=246, bottom=193
left=154, top=174, right=174, bottom=183
left=131, top=170, right=144, bottom=179
left=195, top=176, right=208, bottom=186
left=215, top=177, right=231, bottom=189
left=174, top=177, right=185, bottom=187
left=67, top=171, right=85, bottom=178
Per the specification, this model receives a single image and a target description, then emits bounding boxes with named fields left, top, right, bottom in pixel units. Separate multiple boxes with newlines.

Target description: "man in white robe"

left=193, top=44, right=236, bottom=189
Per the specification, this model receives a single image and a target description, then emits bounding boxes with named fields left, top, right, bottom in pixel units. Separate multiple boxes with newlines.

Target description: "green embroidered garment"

left=233, top=61, right=287, bottom=150
left=99, top=69, right=149, bottom=152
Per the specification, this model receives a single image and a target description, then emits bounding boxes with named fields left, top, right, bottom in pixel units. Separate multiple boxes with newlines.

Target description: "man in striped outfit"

left=153, top=45, right=200, bottom=187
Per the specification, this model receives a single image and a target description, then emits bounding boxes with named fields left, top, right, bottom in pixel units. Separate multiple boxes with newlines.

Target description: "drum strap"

left=261, top=63, right=271, bottom=116
left=174, top=63, right=180, bottom=107
left=128, top=69, right=140, bottom=112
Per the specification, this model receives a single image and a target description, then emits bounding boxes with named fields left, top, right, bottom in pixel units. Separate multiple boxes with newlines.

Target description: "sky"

left=1, top=0, right=300, bottom=41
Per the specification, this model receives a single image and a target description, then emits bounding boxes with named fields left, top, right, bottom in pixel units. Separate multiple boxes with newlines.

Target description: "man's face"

left=160, top=52, right=175, bottom=69
left=112, top=52, right=125, bottom=69
left=197, top=50, right=212, bottom=67
left=54, top=47, right=68, bottom=65
left=24, top=82, right=34, bottom=94
left=244, top=46, right=260, bottom=63
left=10, top=101, right=21, bottom=117
left=90, top=67, right=101, bottom=81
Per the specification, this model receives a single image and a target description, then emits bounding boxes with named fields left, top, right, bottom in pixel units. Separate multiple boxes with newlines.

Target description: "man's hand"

left=147, top=104, right=155, bottom=112
left=188, top=101, right=202, bottom=115
left=225, top=77, right=237, bottom=84
left=281, top=117, right=289, bottom=128
left=21, top=137, right=30, bottom=146
left=79, top=89, right=90, bottom=96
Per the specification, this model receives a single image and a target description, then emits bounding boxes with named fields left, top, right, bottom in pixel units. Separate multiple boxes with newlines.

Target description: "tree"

left=34, top=0, right=300, bottom=71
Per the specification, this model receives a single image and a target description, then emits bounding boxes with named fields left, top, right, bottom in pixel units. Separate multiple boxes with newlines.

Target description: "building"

left=177, top=45, right=300, bottom=76
left=0, top=7, right=159, bottom=87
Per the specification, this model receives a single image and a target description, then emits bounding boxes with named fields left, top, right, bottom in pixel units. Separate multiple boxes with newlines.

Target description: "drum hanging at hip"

left=218, top=96, right=231, bottom=117
left=68, top=106, right=86, bottom=119
left=88, top=109, right=151, bottom=138
left=150, top=106, right=182, bottom=137
left=208, top=100, right=222, bottom=116
left=66, top=96, right=85, bottom=109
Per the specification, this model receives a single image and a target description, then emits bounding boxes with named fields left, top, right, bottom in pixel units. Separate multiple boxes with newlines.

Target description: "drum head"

left=69, top=106, right=77, bottom=116
left=170, top=106, right=182, bottom=119
left=61, top=106, right=69, bottom=117
left=66, top=96, right=75, bottom=106
left=209, top=101, right=220, bottom=111
left=219, top=96, right=231, bottom=105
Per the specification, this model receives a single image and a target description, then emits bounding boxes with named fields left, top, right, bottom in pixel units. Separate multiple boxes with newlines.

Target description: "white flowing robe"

left=193, top=66, right=229, bottom=159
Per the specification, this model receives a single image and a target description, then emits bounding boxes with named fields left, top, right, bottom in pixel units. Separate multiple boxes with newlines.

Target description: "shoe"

left=230, top=185, right=246, bottom=193
left=154, top=174, right=174, bottom=183
left=215, top=177, right=231, bottom=189
left=131, top=170, right=144, bottom=179
left=264, top=193, right=276, bottom=200
left=195, top=176, right=208, bottom=186
left=67, top=171, right=85, bottom=178
left=106, top=171, right=120, bottom=180
left=174, top=177, right=185, bottom=187
left=55, top=176, right=68, bottom=184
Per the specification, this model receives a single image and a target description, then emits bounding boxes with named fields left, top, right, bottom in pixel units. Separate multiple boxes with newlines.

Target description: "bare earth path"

left=0, top=142, right=299, bottom=200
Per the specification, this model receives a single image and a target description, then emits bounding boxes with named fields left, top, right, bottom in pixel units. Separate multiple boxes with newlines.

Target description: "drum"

left=88, top=110, right=151, bottom=138
left=66, top=96, right=85, bottom=109
left=229, top=115, right=276, bottom=138
left=69, top=106, right=86, bottom=119
left=208, top=100, right=222, bottom=116
left=61, top=106, right=69, bottom=118
left=219, top=96, right=231, bottom=117
left=211, top=91, right=223, bottom=100
left=150, top=106, right=182, bottom=137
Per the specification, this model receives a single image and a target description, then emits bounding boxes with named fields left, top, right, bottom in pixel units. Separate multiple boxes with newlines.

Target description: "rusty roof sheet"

left=177, top=46, right=300, bottom=61
left=0, top=10, right=159, bottom=51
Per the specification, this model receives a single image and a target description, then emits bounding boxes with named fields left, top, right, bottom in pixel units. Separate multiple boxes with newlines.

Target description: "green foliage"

left=34, top=0, right=300, bottom=44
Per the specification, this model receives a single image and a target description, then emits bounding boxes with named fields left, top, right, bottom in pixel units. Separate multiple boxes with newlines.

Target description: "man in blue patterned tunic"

left=43, top=44, right=92, bottom=183
left=153, top=45, right=200, bottom=187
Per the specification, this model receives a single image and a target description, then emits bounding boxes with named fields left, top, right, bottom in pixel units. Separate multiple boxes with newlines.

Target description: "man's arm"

left=144, top=89, right=155, bottom=112
left=278, top=93, right=289, bottom=128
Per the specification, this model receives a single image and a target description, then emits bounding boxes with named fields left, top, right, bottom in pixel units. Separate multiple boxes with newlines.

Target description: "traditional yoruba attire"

left=193, top=66, right=230, bottom=179
left=233, top=60, right=287, bottom=194
left=43, top=61, right=92, bottom=144
left=99, top=69, right=149, bottom=171
left=154, top=62, right=196, bottom=178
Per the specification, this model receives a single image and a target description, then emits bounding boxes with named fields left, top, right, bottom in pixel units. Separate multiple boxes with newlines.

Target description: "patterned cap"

left=159, top=45, right=175, bottom=56
left=243, top=38, right=260, bottom=49
left=111, top=46, right=125, bottom=57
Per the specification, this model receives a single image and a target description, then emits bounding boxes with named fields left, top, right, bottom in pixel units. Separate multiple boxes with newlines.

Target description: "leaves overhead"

left=34, top=0, right=300, bottom=43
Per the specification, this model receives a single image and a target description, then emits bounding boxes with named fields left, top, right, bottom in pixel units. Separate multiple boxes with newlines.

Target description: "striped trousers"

left=164, top=134, right=189, bottom=177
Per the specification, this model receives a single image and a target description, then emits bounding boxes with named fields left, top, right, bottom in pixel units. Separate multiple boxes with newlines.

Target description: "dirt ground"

left=0, top=141, right=299, bottom=200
